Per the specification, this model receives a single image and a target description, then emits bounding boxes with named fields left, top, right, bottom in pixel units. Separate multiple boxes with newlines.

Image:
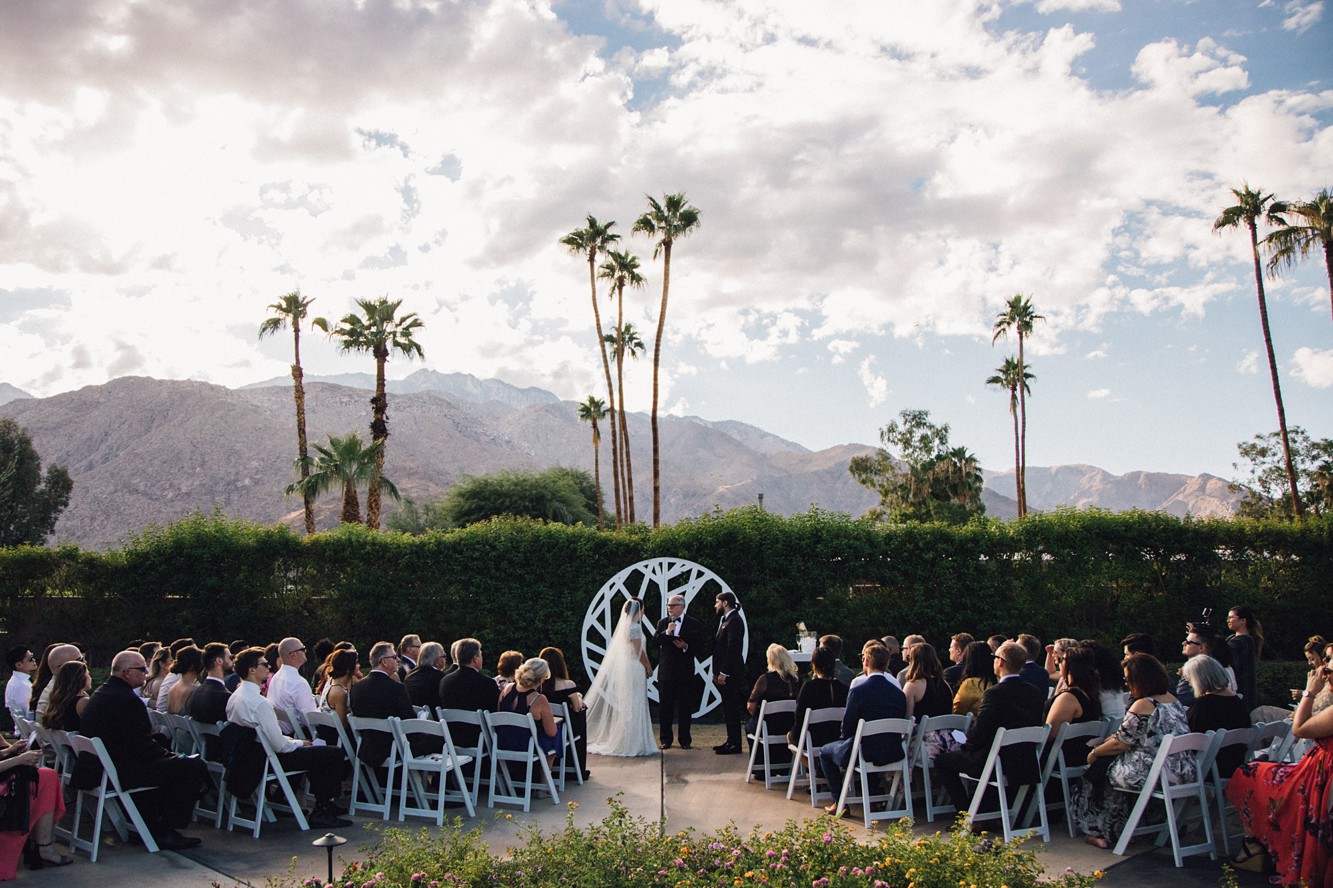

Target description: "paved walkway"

left=30, top=727, right=1260, bottom=888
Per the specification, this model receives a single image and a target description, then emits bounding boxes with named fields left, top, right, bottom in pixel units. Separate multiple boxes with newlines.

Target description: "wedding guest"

left=903, top=643, right=960, bottom=760
left=788, top=646, right=849, bottom=748
left=347, top=642, right=419, bottom=766
left=819, top=644, right=907, bottom=811
left=141, top=646, right=172, bottom=705
left=746, top=644, right=801, bottom=743
left=1016, top=634, right=1049, bottom=690
left=1174, top=623, right=1236, bottom=706
left=1044, top=645, right=1102, bottom=765
left=943, top=633, right=973, bottom=690
left=404, top=642, right=447, bottom=712
left=497, top=659, right=562, bottom=769
left=819, top=635, right=855, bottom=686
left=266, top=637, right=317, bottom=729
left=0, top=739, right=70, bottom=875
left=1120, top=632, right=1153, bottom=658
left=316, top=650, right=361, bottom=737
left=165, top=645, right=204, bottom=715
left=1182, top=655, right=1248, bottom=777
left=495, top=650, right=524, bottom=689
left=881, top=636, right=906, bottom=677
left=539, top=646, right=589, bottom=779
left=154, top=637, right=197, bottom=712
left=4, top=647, right=36, bottom=718
left=41, top=660, right=91, bottom=732
left=1083, top=640, right=1127, bottom=719
left=895, top=635, right=924, bottom=685
left=1226, top=606, right=1262, bottom=708
left=438, top=639, right=499, bottom=747
left=1045, top=637, right=1078, bottom=683
left=32, top=644, right=80, bottom=718
left=952, top=641, right=996, bottom=716
left=987, top=635, right=1007, bottom=652
left=397, top=634, right=422, bottom=681
left=26, top=644, right=61, bottom=715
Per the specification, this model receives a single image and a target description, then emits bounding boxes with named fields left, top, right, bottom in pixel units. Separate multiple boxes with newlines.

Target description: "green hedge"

left=1, top=508, right=1329, bottom=707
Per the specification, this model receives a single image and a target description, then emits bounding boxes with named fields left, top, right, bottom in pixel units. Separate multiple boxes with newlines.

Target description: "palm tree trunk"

left=1323, top=237, right=1333, bottom=322
left=291, top=326, right=315, bottom=535
left=342, top=482, right=361, bottom=525
left=589, top=257, right=622, bottom=528
left=367, top=350, right=388, bottom=529
left=1249, top=220, right=1303, bottom=519
left=615, top=284, right=636, bottom=523
left=651, top=242, right=672, bottom=527
left=1010, top=395, right=1021, bottom=514
left=592, top=426, right=604, bottom=531
left=1016, top=336, right=1028, bottom=518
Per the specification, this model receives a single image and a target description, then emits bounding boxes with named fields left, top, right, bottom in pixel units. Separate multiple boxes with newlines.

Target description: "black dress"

left=746, top=671, right=800, bottom=740
left=1049, top=686, right=1103, bottom=764
left=788, top=678, right=850, bottom=748
left=912, top=677, right=954, bottom=719
left=543, top=682, right=589, bottom=777
left=1188, top=693, right=1250, bottom=777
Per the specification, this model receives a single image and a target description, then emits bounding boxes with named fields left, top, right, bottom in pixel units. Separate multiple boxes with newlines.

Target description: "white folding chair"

left=182, top=718, right=229, bottom=828
left=68, top=734, right=160, bottom=861
left=303, top=710, right=355, bottom=757
left=1040, top=720, right=1107, bottom=837
left=554, top=702, right=584, bottom=787
left=961, top=724, right=1051, bottom=843
left=1247, top=721, right=1290, bottom=762
left=439, top=709, right=491, bottom=806
left=29, top=723, right=57, bottom=769
left=347, top=715, right=400, bottom=820
left=12, top=714, right=35, bottom=744
left=46, top=730, right=78, bottom=843
left=786, top=707, right=845, bottom=807
left=392, top=717, right=476, bottom=822
left=276, top=708, right=310, bottom=741
left=163, top=713, right=199, bottom=755
left=1112, top=731, right=1217, bottom=866
left=1206, top=726, right=1253, bottom=856
left=910, top=713, right=972, bottom=822
left=226, top=726, right=311, bottom=837
left=832, top=716, right=915, bottom=828
left=482, top=711, right=560, bottom=812
left=745, top=699, right=797, bottom=789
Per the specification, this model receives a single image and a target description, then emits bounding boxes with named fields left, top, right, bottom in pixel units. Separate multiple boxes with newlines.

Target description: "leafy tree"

left=436, top=468, right=599, bottom=528
left=1232, top=427, right=1333, bottom=518
left=577, top=395, right=609, bottom=530
left=598, top=249, right=646, bottom=523
left=562, top=216, right=623, bottom=527
left=634, top=193, right=701, bottom=527
left=0, top=418, right=73, bottom=546
left=1214, top=185, right=1302, bottom=519
left=285, top=432, right=398, bottom=526
left=329, top=297, right=424, bottom=529
left=985, top=357, right=1035, bottom=512
left=991, top=294, right=1043, bottom=517
left=258, top=289, right=327, bottom=535
left=848, top=409, right=985, bottom=524
left=1264, top=187, right=1333, bottom=322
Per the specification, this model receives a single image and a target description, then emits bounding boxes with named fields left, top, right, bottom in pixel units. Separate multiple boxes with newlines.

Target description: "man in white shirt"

left=226, top=648, right=350, bottom=828
left=5, top=645, right=37, bottom=716
left=265, top=637, right=317, bottom=733
left=35, top=644, right=82, bottom=718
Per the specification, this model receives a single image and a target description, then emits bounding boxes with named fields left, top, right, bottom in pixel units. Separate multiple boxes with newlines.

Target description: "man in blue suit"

left=817, top=643, right=906, bottom=809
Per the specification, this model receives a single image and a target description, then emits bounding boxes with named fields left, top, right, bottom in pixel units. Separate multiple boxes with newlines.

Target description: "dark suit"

left=819, top=673, right=908, bottom=796
left=1019, top=661, right=1050, bottom=692
left=347, top=670, right=416, bottom=766
left=654, top=613, right=702, bottom=746
left=714, top=609, right=747, bottom=748
left=187, top=677, right=232, bottom=761
left=943, top=662, right=965, bottom=691
left=78, top=676, right=207, bottom=833
left=404, top=665, right=445, bottom=713
left=934, top=675, right=1046, bottom=813
left=438, top=666, right=501, bottom=747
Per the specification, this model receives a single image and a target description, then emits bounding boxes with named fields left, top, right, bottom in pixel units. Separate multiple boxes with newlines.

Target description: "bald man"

left=266, top=637, right=317, bottom=733
left=77, top=650, right=208, bottom=850
left=34, top=644, right=82, bottom=718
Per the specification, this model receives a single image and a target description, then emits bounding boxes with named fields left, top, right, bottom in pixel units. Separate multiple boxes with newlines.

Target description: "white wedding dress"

left=585, top=601, right=658, bottom=757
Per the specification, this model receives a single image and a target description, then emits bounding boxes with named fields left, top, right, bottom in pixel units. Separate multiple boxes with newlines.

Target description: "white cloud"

left=1292, top=346, right=1333, bottom=387
left=827, top=339, right=858, bottom=365
left=857, top=356, right=889, bottom=407
left=1086, top=344, right=1109, bottom=359
left=1030, top=0, right=1121, bottom=12
left=1087, top=388, right=1111, bottom=399
left=1282, top=0, right=1324, bottom=32
left=1237, top=350, right=1260, bottom=374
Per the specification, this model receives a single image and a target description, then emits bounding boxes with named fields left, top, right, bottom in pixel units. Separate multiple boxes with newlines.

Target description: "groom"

left=655, top=594, right=702, bottom=749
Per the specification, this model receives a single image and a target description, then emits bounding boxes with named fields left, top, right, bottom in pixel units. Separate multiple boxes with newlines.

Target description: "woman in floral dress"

left=1227, top=650, right=1333, bottom=886
left=1074, top=653, right=1195, bottom=848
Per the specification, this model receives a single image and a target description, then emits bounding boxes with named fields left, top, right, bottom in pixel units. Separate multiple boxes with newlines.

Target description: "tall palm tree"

left=1264, top=187, right=1333, bottom=322
left=562, top=216, right=623, bottom=527
left=329, top=297, right=424, bottom=529
left=259, top=290, right=327, bottom=535
left=633, top=193, right=701, bottom=527
left=577, top=395, right=609, bottom=530
left=991, top=294, right=1043, bottom=517
left=986, top=358, right=1035, bottom=514
left=285, top=433, right=398, bottom=526
left=605, top=321, right=646, bottom=523
left=1215, top=185, right=1302, bottom=519
left=598, top=249, right=646, bottom=522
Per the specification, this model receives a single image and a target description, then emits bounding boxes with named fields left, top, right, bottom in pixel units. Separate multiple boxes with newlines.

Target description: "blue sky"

left=0, top=0, right=1329, bottom=479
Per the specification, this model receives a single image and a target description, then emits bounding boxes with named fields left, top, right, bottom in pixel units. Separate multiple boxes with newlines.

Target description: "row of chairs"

left=746, top=701, right=1304, bottom=867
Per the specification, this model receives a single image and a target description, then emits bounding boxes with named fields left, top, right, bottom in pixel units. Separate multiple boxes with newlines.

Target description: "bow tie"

left=672, top=617, right=681, bottom=623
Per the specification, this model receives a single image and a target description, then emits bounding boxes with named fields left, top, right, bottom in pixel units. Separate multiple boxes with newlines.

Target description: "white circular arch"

left=581, top=557, right=747, bottom=719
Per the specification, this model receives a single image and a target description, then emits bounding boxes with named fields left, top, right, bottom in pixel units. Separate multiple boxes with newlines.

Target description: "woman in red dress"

left=1227, top=652, right=1333, bottom=886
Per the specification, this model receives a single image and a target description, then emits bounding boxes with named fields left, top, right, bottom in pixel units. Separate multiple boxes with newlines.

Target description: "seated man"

left=78, top=650, right=208, bottom=850
left=404, top=641, right=448, bottom=713
left=943, top=633, right=973, bottom=691
left=188, top=643, right=233, bottom=759
left=1016, top=634, right=1050, bottom=691
left=818, top=644, right=907, bottom=810
left=5, top=645, right=36, bottom=717
left=348, top=641, right=421, bottom=766
left=934, top=641, right=1046, bottom=817
left=34, top=644, right=81, bottom=719
left=266, top=637, right=318, bottom=733
left=438, top=638, right=500, bottom=748
left=226, top=648, right=351, bottom=828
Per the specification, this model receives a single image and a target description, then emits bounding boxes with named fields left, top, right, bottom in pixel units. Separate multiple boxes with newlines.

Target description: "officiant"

left=654, top=594, right=703, bottom=750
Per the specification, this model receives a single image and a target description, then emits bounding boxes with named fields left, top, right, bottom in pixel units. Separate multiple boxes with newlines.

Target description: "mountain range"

left=0, top=372, right=1244, bottom=549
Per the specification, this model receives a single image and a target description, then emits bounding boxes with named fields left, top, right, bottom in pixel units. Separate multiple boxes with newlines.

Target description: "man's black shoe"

left=308, top=811, right=353, bottom=829
left=155, top=830, right=202, bottom=851
left=659, top=742, right=673, bottom=750
left=680, top=744, right=692, bottom=750
left=714, top=745, right=741, bottom=755
left=314, top=800, right=349, bottom=816
left=712, top=743, right=728, bottom=751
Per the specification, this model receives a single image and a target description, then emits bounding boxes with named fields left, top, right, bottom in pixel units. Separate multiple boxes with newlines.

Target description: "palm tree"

left=1264, top=187, right=1333, bottom=322
left=329, top=297, right=424, bottom=529
left=1215, top=185, right=1302, bottom=519
left=985, top=358, right=1035, bottom=514
left=562, top=216, right=623, bottom=527
left=633, top=193, right=701, bottom=527
left=259, top=290, right=327, bottom=535
left=577, top=395, right=609, bottom=530
left=598, top=249, right=646, bottom=522
left=605, top=321, right=646, bottom=523
left=285, top=433, right=398, bottom=526
left=933, top=446, right=984, bottom=506
left=991, top=294, right=1043, bottom=517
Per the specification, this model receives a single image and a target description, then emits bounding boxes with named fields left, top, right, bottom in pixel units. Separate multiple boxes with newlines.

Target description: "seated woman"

left=1182, top=655, right=1248, bottom=778
left=1084, top=640, right=1127, bottom=720
left=746, top=644, right=801, bottom=744
left=539, top=646, right=589, bottom=780
left=951, top=641, right=996, bottom=716
left=0, top=739, right=70, bottom=877
left=40, top=661, right=91, bottom=733
left=166, top=645, right=203, bottom=715
left=1227, top=652, right=1333, bottom=885
left=495, top=650, right=524, bottom=690
left=1074, top=653, right=1194, bottom=849
left=313, top=641, right=357, bottom=696
left=497, top=658, right=563, bottom=770
left=788, top=646, right=849, bottom=748
left=1045, top=644, right=1103, bottom=767
left=140, top=646, right=173, bottom=705
left=317, top=649, right=361, bottom=738
left=1045, top=637, right=1079, bottom=685
left=902, top=642, right=959, bottom=760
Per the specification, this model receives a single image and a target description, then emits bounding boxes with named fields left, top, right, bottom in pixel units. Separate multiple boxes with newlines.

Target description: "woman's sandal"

left=1232, top=837, right=1266, bottom=873
left=36, top=842, right=73, bottom=867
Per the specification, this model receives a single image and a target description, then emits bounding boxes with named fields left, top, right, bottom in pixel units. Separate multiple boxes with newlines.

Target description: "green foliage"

left=0, top=418, right=73, bottom=547
left=848, top=409, right=984, bottom=524
left=1232, top=426, right=1333, bottom=518
left=433, top=468, right=601, bottom=529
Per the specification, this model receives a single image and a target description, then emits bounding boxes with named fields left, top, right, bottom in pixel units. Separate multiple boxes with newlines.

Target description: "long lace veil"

left=585, top=597, right=647, bottom=753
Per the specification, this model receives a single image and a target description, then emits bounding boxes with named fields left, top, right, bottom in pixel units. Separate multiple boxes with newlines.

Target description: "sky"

left=0, top=0, right=1330, bottom=480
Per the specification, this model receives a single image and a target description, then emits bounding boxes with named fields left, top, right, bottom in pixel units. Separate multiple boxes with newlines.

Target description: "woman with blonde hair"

left=497, top=658, right=563, bottom=769
left=746, top=644, right=801, bottom=742
left=140, top=646, right=173, bottom=705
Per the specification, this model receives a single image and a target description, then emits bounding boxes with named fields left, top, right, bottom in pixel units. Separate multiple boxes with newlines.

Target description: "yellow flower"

left=505, top=813, right=513, bottom=820
left=568, top=801, right=579, bottom=809
left=1094, top=871, right=1104, bottom=879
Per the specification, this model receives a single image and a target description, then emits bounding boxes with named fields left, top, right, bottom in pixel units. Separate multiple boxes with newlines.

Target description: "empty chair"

left=392, top=717, right=475, bottom=822
left=482, top=710, right=560, bottom=811
left=910, top=712, right=972, bottom=822
left=745, top=699, right=797, bottom=790
left=786, top=707, right=845, bottom=807
left=831, top=716, right=914, bottom=828
left=1247, top=721, right=1290, bottom=762
left=960, top=724, right=1051, bottom=843
left=68, top=734, right=160, bottom=861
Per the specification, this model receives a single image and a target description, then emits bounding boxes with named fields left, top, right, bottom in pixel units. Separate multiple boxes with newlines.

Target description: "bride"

left=585, top=597, right=658, bottom=757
